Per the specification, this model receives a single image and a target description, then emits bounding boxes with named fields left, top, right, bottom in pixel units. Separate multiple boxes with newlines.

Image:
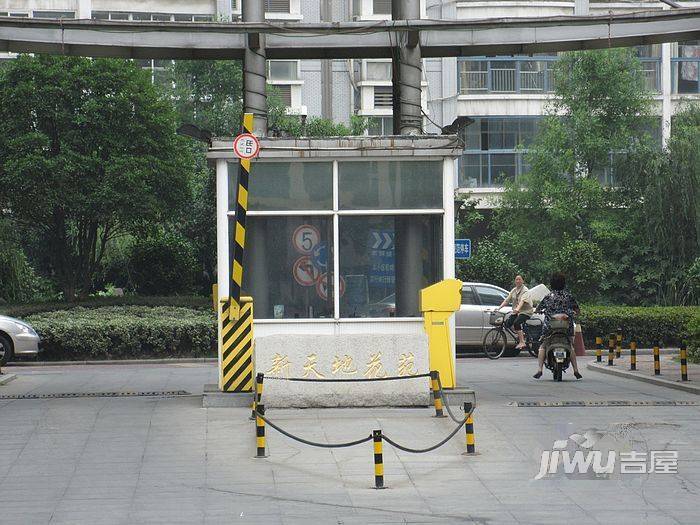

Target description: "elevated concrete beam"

left=0, top=10, right=698, bottom=59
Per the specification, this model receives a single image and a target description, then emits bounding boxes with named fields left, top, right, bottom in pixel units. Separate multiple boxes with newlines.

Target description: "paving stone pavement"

left=0, top=357, right=698, bottom=524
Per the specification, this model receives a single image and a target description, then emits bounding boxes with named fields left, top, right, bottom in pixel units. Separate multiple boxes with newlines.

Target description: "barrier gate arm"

left=230, top=113, right=254, bottom=320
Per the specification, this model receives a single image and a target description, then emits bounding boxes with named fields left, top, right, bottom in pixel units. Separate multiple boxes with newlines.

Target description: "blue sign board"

left=455, top=239, right=471, bottom=260
left=368, top=230, right=395, bottom=287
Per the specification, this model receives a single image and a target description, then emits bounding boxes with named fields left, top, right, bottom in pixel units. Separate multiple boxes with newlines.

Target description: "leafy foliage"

left=128, top=231, right=200, bottom=295
left=457, top=240, right=522, bottom=290
left=0, top=55, right=193, bottom=299
left=27, top=306, right=215, bottom=360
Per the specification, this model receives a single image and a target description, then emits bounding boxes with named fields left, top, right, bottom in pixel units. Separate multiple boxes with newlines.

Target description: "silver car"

left=456, top=282, right=512, bottom=347
left=0, top=315, right=40, bottom=365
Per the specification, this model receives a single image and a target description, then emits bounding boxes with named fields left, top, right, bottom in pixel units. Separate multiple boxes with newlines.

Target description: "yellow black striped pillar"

left=219, top=296, right=254, bottom=392
left=373, top=430, right=385, bottom=489
left=654, top=342, right=661, bottom=376
left=230, top=113, right=254, bottom=321
left=680, top=344, right=688, bottom=382
left=595, top=336, right=602, bottom=363
left=630, top=341, right=637, bottom=371
left=616, top=330, right=623, bottom=358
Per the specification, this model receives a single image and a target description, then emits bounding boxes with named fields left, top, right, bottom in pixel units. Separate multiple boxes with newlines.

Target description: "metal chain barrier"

left=382, top=406, right=474, bottom=454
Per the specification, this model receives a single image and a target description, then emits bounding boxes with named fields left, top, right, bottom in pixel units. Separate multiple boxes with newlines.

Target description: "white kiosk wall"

left=209, top=137, right=460, bottom=407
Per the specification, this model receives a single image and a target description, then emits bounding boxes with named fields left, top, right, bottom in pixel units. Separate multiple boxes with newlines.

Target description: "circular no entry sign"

left=233, top=133, right=260, bottom=159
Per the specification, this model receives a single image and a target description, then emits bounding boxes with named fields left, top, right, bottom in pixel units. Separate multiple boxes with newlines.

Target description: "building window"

left=32, top=11, right=75, bottom=18
left=268, top=60, right=299, bottom=81
left=92, top=12, right=213, bottom=22
left=458, top=57, right=556, bottom=95
left=366, top=61, right=392, bottom=81
left=458, top=117, right=542, bottom=188
left=0, top=12, right=29, bottom=17
left=373, top=0, right=392, bottom=15
left=230, top=159, right=444, bottom=319
left=673, top=40, right=700, bottom=94
left=367, top=116, right=393, bottom=135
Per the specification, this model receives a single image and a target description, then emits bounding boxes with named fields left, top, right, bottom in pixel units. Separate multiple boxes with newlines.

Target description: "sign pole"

left=230, top=113, right=256, bottom=320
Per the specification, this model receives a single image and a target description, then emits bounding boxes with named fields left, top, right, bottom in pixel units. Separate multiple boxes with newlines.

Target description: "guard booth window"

left=229, top=159, right=444, bottom=319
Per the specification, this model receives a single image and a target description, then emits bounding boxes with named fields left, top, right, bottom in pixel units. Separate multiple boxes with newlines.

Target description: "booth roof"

left=207, top=135, right=463, bottom=160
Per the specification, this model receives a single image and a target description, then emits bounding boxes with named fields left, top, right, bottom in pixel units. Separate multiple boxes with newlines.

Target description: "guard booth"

left=208, top=136, right=462, bottom=407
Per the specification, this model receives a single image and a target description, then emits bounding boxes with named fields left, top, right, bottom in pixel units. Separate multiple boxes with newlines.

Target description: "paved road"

left=0, top=357, right=698, bottom=524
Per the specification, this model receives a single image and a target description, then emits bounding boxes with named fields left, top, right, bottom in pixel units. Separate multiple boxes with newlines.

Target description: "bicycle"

left=482, top=310, right=542, bottom=360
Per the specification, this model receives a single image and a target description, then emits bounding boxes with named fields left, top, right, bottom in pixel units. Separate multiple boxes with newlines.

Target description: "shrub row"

left=578, top=306, right=700, bottom=350
left=1, top=295, right=210, bottom=318
left=26, top=306, right=216, bottom=360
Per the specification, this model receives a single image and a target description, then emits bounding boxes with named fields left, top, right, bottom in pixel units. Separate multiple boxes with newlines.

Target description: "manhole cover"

left=0, top=390, right=191, bottom=400
left=508, top=400, right=700, bottom=407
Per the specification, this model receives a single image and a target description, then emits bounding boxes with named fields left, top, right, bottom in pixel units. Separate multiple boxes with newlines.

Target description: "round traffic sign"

left=292, top=256, right=320, bottom=287
left=233, top=133, right=260, bottom=159
left=316, top=274, right=346, bottom=301
left=292, top=224, right=320, bottom=255
left=311, top=243, right=328, bottom=270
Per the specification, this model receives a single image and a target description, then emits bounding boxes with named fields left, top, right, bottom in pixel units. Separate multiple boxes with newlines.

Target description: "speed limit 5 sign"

left=233, top=133, right=260, bottom=159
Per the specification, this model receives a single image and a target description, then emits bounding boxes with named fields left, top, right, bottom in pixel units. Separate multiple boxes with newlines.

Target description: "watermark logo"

left=534, top=429, right=678, bottom=480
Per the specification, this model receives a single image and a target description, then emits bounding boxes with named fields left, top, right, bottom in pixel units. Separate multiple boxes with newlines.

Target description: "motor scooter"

left=543, top=314, right=572, bottom=381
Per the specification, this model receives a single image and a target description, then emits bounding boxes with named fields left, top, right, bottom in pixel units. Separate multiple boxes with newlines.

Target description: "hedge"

left=578, top=306, right=700, bottom=350
left=0, top=295, right=210, bottom=318
left=26, top=306, right=216, bottom=360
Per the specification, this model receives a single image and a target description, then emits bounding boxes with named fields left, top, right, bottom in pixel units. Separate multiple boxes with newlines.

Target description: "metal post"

left=373, top=430, right=385, bottom=489
left=595, top=336, right=602, bottom=363
left=251, top=372, right=264, bottom=420
left=255, top=403, right=267, bottom=458
left=630, top=341, right=637, bottom=371
left=680, top=344, right=688, bottom=381
left=616, top=329, right=623, bottom=358
left=608, top=334, right=615, bottom=366
left=243, top=0, right=267, bottom=137
left=430, top=370, right=445, bottom=418
left=392, top=0, right=423, bottom=135
left=654, top=342, right=661, bottom=376
left=464, top=403, right=475, bottom=455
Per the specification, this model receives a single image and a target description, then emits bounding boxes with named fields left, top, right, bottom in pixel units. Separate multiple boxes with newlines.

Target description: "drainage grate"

left=0, top=390, right=190, bottom=400
left=509, top=400, right=700, bottom=407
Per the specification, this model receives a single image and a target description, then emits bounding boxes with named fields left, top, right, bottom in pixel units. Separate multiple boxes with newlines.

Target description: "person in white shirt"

left=497, top=275, right=533, bottom=350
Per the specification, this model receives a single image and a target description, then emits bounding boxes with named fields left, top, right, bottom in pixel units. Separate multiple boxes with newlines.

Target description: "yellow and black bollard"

left=653, top=342, right=661, bottom=376
left=373, top=430, right=385, bottom=489
left=595, top=336, right=602, bottom=363
left=630, top=341, right=637, bottom=371
left=608, top=334, right=615, bottom=366
left=251, top=373, right=264, bottom=420
left=464, top=403, right=476, bottom=455
left=616, top=329, right=623, bottom=359
left=430, top=370, right=445, bottom=418
left=680, top=344, right=688, bottom=382
left=255, top=404, right=267, bottom=458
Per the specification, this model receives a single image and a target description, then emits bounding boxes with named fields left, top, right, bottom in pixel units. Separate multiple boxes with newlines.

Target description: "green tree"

left=493, top=49, right=657, bottom=303
left=0, top=55, right=193, bottom=299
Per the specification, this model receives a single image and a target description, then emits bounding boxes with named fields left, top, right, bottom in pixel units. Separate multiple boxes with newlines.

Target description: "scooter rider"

left=497, top=275, right=533, bottom=350
left=533, top=272, right=582, bottom=380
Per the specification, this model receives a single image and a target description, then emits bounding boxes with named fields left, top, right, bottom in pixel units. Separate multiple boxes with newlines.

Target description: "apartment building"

left=1, top=0, right=698, bottom=207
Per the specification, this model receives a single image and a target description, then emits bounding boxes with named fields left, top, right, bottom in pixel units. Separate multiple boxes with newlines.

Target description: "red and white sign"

left=316, top=274, right=346, bottom=301
left=292, top=224, right=320, bottom=255
left=292, top=256, right=320, bottom=287
left=233, top=133, right=260, bottom=159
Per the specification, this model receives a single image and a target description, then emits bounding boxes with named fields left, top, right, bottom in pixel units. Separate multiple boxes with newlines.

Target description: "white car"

left=0, top=315, right=40, bottom=365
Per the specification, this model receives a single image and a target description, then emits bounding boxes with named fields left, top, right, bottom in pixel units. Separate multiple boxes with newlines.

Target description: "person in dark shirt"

left=532, top=272, right=582, bottom=380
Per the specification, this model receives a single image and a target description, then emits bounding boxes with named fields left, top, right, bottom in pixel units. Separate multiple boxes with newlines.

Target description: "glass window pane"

left=366, top=61, right=392, bottom=81
left=338, top=161, right=443, bottom=209
left=460, top=118, right=481, bottom=150
left=459, top=154, right=484, bottom=188
left=461, top=287, right=477, bottom=305
left=230, top=162, right=333, bottom=211
left=268, top=60, right=298, bottom=81
left=339, top=215, right=443, bottom=318
left=240, top=216, right=334, bottom=319
left=490, top=153, right=516, bottom=186
left=475, top=285, right=506, bottom=306
left=110, top=12, right=129, bottom=20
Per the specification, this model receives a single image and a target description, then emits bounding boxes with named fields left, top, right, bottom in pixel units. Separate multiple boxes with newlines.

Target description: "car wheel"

left=0, top=334, right=13, bottom=366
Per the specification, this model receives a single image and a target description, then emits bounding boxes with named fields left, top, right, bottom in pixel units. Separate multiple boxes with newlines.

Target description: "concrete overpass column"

left=243, top=0, right=268, bottom=136
left=392, top=0, right=423, bottom=135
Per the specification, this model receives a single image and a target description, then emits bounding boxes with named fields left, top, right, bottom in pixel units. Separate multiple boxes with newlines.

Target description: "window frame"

left=227, top=158, right=446, bottom=320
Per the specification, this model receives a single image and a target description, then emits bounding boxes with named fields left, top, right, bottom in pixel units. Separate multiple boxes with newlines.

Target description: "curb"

left=6, top=358, right=218, bottom=367
left=0, top=374, right=17, bottom=385
left=587, top=362, right=700, bottom=395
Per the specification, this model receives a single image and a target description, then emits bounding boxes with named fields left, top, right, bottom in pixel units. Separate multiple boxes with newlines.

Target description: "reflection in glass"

left=339, top=161, right=442, bottom=210
left=339, top=216, right=442, bottom=318
left=230, top=162, right=333, bottom=211
left=239, top=216, right=334, bottom=319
